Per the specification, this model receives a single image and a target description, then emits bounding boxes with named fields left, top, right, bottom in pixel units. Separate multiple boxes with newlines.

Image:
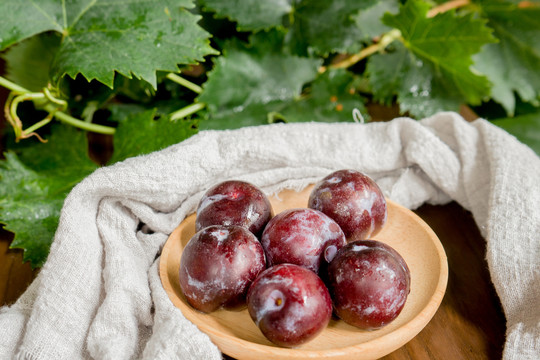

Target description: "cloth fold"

left=1, top=112, right=538, bottom=359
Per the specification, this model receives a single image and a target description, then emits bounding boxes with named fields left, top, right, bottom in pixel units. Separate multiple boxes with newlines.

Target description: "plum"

left=261, top=208, right=346, bottom=274
left=196, top=180, right=273, bottom=237
left=327, top=240, right=410, bottom=330
left=247, top=264, right=332, bottom=348
left=308, top=169, right=387, bottom=241
left=179, top=225, right=266, bottom=313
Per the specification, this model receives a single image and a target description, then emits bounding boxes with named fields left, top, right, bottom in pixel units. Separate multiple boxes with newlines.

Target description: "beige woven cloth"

left=0, top=112, right=538, bottom=359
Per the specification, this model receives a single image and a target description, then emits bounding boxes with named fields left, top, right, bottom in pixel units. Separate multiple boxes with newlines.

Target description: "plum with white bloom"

left=261, top=208, right=346, bottom=274
left=308, top=169, right=387, bottom=241
left=179, top=225, right=266, bottom=313
left=247, top=264, right=332, bottom=347
left=195, top=180, right=273, bottom=238
left=327, top=240, right=410, bottom=330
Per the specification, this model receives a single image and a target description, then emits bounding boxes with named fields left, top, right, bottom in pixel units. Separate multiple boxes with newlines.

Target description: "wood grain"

left=0, top=229, right=38, bottom=306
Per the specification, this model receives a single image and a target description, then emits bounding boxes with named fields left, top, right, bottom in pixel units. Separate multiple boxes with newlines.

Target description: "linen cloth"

left=0, top=112, right=538, bottom=359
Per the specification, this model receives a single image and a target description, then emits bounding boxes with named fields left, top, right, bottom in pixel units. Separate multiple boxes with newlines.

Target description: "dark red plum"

left=261, top=208, right=346, bottom=274
left=179, top=225, right=266, bottom=313
left=196, top=180, right=273, bottom=237
left=363, top=239, right=411, bottom=288
left=327, top=240, right=410, bottom=330
left=308, top=169, right=387, bottom=241
left=247, top=264, right=332, bottom=348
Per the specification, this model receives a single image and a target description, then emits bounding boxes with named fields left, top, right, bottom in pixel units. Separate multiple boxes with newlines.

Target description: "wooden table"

left=0, top=72, right=506, bottom=359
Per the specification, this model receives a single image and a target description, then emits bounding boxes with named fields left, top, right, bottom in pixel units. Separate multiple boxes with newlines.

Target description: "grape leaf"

left=0, top=126, right=97, bottom=267
left=0, top=0, right=217, bottom=88
left=472, top=0, right=540, bottom=116
left=1, top=32, right=61, bottom=92
left=108, top=108, right=198, bottom=164
left=0, top=1, right=61, bottom=50
left=367, top=45, right=410, bottom=106
left=198, top=32, right=322, bottom=130
left=351, top=0, right=400, bottom=42
left=199, top=0, right=292, bottom=31
left=382, top=0, right=496, bottom=105
left=367, top=43, right=461, bottom=118
left=279, top=69, right=367, bottom=123
left=198, top=102, right=278, bottom=130
left=491, top=112, right=540, bottom=156
left=288, top=0, right=376, bottom=56
left=66, top=73, right=171, bottom=122
left=198, top=69, right=364, bottom=129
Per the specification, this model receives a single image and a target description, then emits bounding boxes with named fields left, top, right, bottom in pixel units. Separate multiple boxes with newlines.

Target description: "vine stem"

left=170, top=102, right=205, bottom=121
left=9, top=93, right=46, bottom=140
left=0, top=75, right=116, bottom=136
left=325, top=0, right=472, bottom=71
left=327, top=29, right=402, bottom=71
left=22, top=115, right=53, bottom=137
left=46, top=103, right=116, bottom=135
left=166, top=73, right=203, bottom=94
left=0, top=75, right=30, bottom=94
left=427, top=0, right=470, bottom=17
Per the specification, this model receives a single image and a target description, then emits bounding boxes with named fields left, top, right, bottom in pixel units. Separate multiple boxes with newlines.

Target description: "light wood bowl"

left=160, top=185, right=448, bottom=360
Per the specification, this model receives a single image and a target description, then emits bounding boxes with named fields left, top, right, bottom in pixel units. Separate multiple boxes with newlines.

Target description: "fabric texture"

left=0, top=112, right=538, bottom=359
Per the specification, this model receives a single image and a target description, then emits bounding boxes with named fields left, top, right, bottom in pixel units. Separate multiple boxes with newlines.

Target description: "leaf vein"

left=62, top=0, right=67, bottom=28
left=28, top=0, right=63, bottom=31
left=491, top=22, right=540, bottom=60
left=68, top=0, right=98, bottom=31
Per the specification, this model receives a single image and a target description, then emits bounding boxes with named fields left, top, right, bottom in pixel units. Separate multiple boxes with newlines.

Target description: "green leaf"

left=1, top=32, right=61, bottom=92
left=198, top=69, right=365, bottom=129
left=382, top=0, right=497, bottom=105
left=0, top=126, right=97, bottom=267
left=198, top=102, right=279, bottom=130
left=199, top=0, right=292, bottom=31
left=0, top=0, right=217, bottom=88
left=64, top=73, right=164, bottom=121
left=491, top=113, right=540, bottom=156
left=279, top=69, right=367, bottom=123
left=367, top=43, right=461, bottom=118
left=108, top=109, right=198, bottom=164
left=367, top=45, right=410, bottom=106
left=198, top=32, right=322, bottom=130
left=0, top=1, right=61, bottom=50
left=288, top=0, right=377, bottom=56
left=352, top=0, right=400, bottom=42
left=473, top=1, right=540, bottom=116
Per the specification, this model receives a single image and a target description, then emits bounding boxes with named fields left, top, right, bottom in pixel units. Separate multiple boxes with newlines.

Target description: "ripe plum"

left=179, top=225, right=266, bottom=313
left=261, top=208, right=346, bottom=274
left=308, top=169, right=387, bottom=241
left=196, top=180, right=273, bottom=237
left=327, top=240, right=410, bottom=330
left=247, top=264, right=332, bottom=348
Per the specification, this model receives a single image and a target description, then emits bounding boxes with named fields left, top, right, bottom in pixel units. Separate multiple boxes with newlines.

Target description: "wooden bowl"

left=160, top=185, right=448, bottom=360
